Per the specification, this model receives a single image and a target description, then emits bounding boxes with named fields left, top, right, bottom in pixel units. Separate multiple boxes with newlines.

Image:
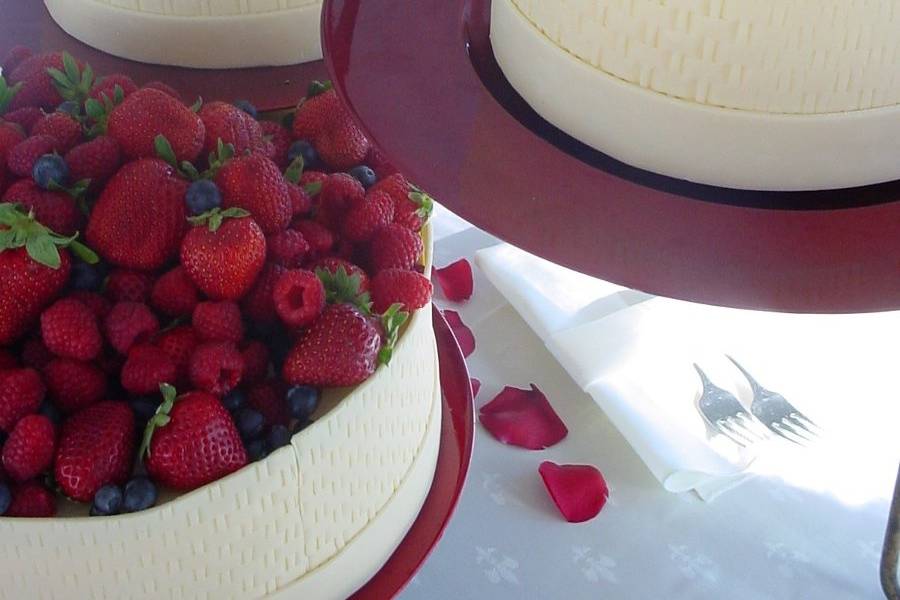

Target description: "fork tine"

left=735, top=413, right=769, bottom=441
left=781, top=418, right=816, bottom=443
left=772, top=421, right=811, bottom=446
left=787, top=413, right=819, bottom=438
left=790, top=412, right=822, bottom=433
left=716, top=423, right=748, bottom=447
left=719, top=419, right=754, bottom=446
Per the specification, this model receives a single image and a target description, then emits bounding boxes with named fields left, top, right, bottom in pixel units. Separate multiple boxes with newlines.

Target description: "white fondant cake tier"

left=43, top=0, right=323, bottom=68
left=491, top=0, right=900, bottom=191
left=0, top=228, right=440, bottom=600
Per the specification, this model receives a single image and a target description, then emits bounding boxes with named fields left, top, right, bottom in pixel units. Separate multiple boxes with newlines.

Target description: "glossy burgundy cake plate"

left=0, top=0, right=325, bottom=111
left=352, top=307, right=475, bottom=599
left=323, top=0, right=900, bottom=314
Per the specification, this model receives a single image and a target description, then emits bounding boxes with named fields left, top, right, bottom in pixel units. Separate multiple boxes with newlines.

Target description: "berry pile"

left=0, top=47, right=434, bottom=518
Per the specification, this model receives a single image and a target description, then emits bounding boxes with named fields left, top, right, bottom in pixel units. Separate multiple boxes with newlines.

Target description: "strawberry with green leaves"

left=142, top=384, right=247, bottom=491
left=7, top=52, right=87, bottom=110
left=291, top=81, right=370, bottom=170
left=198, top=101, right=265, bottom=157
left=180, top=207, right=267, bottom=300
left=0, top=73, right=23, bottom=117
left=0, top=203, right=97, bottom=345
left=107, top=87, right=205, bottom=163
left=2, top=179, right=87, bottom=237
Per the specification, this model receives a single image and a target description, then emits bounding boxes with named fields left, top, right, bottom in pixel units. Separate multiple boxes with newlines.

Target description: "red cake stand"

left=322, top=0, right=900, bottom=315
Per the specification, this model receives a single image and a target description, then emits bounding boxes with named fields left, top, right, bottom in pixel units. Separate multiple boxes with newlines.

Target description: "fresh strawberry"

left=311, top=257, right=371, bottom=293
left=317, top=173, right=364, bottom=228
left=150, top=265, right=200, bottom=317
left=240, top=263, right=286, bottom=324
left=342, top=189, right=395, bottom=242
left=108, top=88, right=205, bottom=162
left=89, top=74, right=137, bottom=103
left=86, top=158, right=188, bottom=270
left=267, top=229, right=309, bottom=268
left=240, top=341, right=270, bottom=385
left=198, top=101, right=265, bottom=157
left=2, top=108, right=42, bottom=133
left=105, top=269, right=155, bottom=303
left=142, top=385, right=247, bottom=491
left=0, top=368, right=45, bottom=433
left=273, top=269, right=325, bottom=328
left=1, top=46, right=32, bottom=75
left=67, top=291, right=112, bottom=319
left=370, top=268, right=433, bottom=313
left=188, top=341, right=244, bottom=396
left=192, top=301, right=244, bottom=343
left=372, top=174, right=434, bottom=231
left=31, top=112, right=82, bottom=153
left=298, top=169, right=328, bottom=190
left=282, top=303, right=384, bottom=387
left=260, top=121, right=291, bottom=168
left=180, top=208, right=267, bottom=300
left=1, top=179, right=83, bottom=236
left=248, top=381, right=289, bottom=427
left=142, top=81, right=182, bottom=102
left=21, top=338, right=53, bottom=370
left=215, top=153, right=292, bottom=233
left=317, top=119, right=370, bottom=171
left=121, top=344, right=177, bottom=395
left=6, top=134, right=60, bottom=178
left=65, top=136, right=122, bottom=194
left=0, top=121, right=26, bottom=161
left=7, top=52, right=69, bottom=110
left=157, top=325, right=199, bottom=385
left=42, top=358, right=107, bottom=414
left=292, top=220, right=334, bottom=258
left=0, top=349, right=17, bottom=370
left=292, top=84, right=342, bottom=141
left=40, top=298, right=103, bottom=361
left=55, top=401, right=135, bottom=502
left=5, top=480, right=56, bottom=517
left=1, top=415, right=55, bottom=482
left=287, top=183, right=312, bottom=217
left=0, top=204, right=80, bottom=345
left=369, top=223, right=424, bottom=272
left=103, top=302, right=159, bottom=355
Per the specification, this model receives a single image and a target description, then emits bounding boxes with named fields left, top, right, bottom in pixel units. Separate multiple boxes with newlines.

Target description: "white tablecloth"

left=400, top=206, right=896, bottom=600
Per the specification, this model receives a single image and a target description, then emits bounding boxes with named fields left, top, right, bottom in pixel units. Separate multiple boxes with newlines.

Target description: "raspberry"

left=65, top=136, right=122, bottom=194
left=2, top=107, right=42, bottom=133
left=1, top=415, right=56, bottom=482
left=7, top=135, right=60, bottom=178
left=90, top=74, right=138, bottom=102
left=370, top=269, right=434, bottom=313
left=0, top=368, right=45, bottom=433
left=5, top=481, right=56, bottom=517
left=273, top=270, right=326, bottom=328
left=67, top=291, right=112, bottom=320
left=1, top=45, right=32, bottom=75
left=42, top=358, right=107, bottom=415
left=240, top=341, right=270, bottom=385
left=369, top=223, right=424, bottom=272
left=121, top=344, right=177, bottom=395
left=105, top=269, right=155, bottom=303
left=156, top=326, right=199, bottom=385
left=31, top=113, right=82, bottom=153
left=267, top=229, right=310, bottom=268
left=21, top=338, right=53, bottom=370
left=317, top=173, right=364, bottom=228
left=104, top=302, right=160, bottom=355
left=311, top=257, right=370, bottom=292
left=248, top=381, right=289, bottom=427
left=259, top=121, right=291, bottom=168
left=192, top=301, right=245, bottom=344
left=287, top=183, right=312, bottom=217
left=241, top=263, right=286, bottom=324
left=40, top=298, right=103, bottom=361
left=342, top=189, right=395, bottom=243
left=370, top=172, right=409, bottom=206
left=292, top=220, right=334, bottom=258
left=189, top=342, right=244, bottom=396
left=151, top=266, right=200, bottom=318
left=0, top=349, right=18, bottom=370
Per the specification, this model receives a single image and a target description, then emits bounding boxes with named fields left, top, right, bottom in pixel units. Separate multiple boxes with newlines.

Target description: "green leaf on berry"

left=315, top=266, right=373, bottom=314
left=408, top=186, right=435, bottom=222
left=378, top=303, right=409, bottom=365
left=47, top=52, right=95, bottom=104
left=140, top=383, right=178, bottom=460
left=307, top=80, right=333, bottom=98
left=284, top=156, right=305, bottom=184
left=48, top=177, right=92, bottom=200
left=84, top=98, right=105, bottom=120
left=0, top=202, right=98, bottom=269
left=154, top=135, right=179, bottom=170
left=190, top=96, right=203, bottom=113
left=180, top=161, right=201, bottom=181
left=304, top=181, right=323, bottom=197
left=0, top=75, right=22, bottom=116
left=187, top=207, right=251, bottom=232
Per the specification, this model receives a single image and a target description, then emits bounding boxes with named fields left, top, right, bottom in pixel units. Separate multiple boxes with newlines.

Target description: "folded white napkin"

left=476, top=243, right=900, bottom=501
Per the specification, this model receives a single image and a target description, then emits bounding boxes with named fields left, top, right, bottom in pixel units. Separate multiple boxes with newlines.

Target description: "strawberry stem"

left=0, top=74, right=22, bottom=116
left=139, top=383, right=177, bottom=460
left=47, top=51, right=94, bottom=105
left=284, top=156, right=305, bottom=184
left=187, top=207, right=251, bottom=232
left=307, top=80, right=333, bottom=98
left=315, top=266, right=372, bottom=314
left=378, top=303, right=409, bottom=365
left=0, top=202, right=98, bottom=269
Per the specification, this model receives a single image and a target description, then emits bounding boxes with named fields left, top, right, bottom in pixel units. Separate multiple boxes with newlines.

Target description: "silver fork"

left=726, top=355, right=821, bottom=446
left=693, top=364, right=767, bottom=447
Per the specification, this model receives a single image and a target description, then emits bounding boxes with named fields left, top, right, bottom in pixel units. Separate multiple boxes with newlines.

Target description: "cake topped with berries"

left=0, top=47, right=439, bottom=600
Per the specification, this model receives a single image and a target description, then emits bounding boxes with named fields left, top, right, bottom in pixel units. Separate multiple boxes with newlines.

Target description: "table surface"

left=402, top=207, right=896, bottom=600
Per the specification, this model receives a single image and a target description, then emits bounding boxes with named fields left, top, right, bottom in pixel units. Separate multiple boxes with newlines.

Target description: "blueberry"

left=246, top=438, right=267, bottom=462
left=222, top=390, right=247, bottom=413
left=185, top=179, right=222, bottom=216
left=130, top=396, right=161, bottom=426
left=122, top=477, right=158, bottom=513
left=0, top=483, right=10, bottom=515
left=235, top=408, right=265, bottom=440
left=69, top=260, right=105, bottom=291
left=287, top=140, right=319, bottom=170
left=91, top=484, right=123, bottom=516
left=348, top=165, right=377, bottom=189
left=32, top=154, right=69, bottom=190
left=38, top=400, right=62, bottom=425
left=233, top=99, right=258, bottom=120
left=57, top=100, right=81, bottom=116
left=267, top=425, right=291, bottom=451
left=286, top=386, right=319, bottom=421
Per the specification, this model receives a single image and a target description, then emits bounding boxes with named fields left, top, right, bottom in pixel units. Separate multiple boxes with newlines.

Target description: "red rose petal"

left=479, top=384, right=567, bottom=450
left=442, top=309, right=475, bottom=358
left=470, top=377, right=481, bottom=398
left=433, top=259, right=474, bottom=302
left=539, top=461, right=609, bottom=523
